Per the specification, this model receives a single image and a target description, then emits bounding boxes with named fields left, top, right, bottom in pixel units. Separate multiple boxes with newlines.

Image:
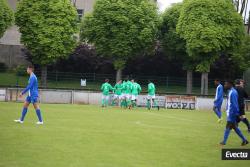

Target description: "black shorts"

left=239, top=105, right=245, bottom=116
left=226, top=121, right=238, bottom=130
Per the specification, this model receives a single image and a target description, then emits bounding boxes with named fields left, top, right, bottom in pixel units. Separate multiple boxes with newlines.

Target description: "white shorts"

left=147, top=95, right=156, bottom=100
left=113, top=94, right=122, bottom=100
left=125, top=94, right=131, bottom=100
left=121, top=93, right=126, bottom=99
left=102, top=95, right=109, bottom=100
left=131, top=95, right=138, bottom=101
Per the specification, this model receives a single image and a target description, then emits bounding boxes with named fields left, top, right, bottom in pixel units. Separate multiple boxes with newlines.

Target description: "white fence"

left=0, top=88, right=232, bottom=110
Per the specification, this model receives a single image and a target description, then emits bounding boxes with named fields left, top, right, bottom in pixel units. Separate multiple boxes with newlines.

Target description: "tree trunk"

left=201, top=72, right=208, bottom=95
left=116, top=68, right=122, bottom=82
left=186, top=70, right=193, bottom=94
left=41, top=66, right=47, bottom=88
left=248, top=12, right=250, bottom=34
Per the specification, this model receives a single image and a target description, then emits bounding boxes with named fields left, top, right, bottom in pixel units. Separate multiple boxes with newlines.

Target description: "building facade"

left=0, top=0, right=159, bottom=68
left=0, top=0, right=96, bottom=68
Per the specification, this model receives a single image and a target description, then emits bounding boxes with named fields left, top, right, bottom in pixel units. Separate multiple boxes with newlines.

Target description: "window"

left=77, top=9, right=84, bottom=21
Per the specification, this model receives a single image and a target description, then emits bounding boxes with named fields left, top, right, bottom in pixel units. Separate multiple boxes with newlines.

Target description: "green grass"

left=0, top=102, right=249, bottom=167
left=0, top=72, right=215, bottom=95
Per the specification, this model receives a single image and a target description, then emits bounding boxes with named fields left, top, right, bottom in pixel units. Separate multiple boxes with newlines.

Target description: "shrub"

left=15, top=65, right=27, bottom=76
left=0, top=62, right=8, bottom=72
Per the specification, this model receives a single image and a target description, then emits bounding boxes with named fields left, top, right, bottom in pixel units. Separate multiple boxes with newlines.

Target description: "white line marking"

left=144, top=112, right=215, bottom=126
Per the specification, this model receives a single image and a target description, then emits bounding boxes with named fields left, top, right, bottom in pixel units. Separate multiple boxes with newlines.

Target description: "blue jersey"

left=226, top=88, right=239, bottom=122
left=22, top=73, right=39, bottom=97
left=214, top=84, right=223, bottom=107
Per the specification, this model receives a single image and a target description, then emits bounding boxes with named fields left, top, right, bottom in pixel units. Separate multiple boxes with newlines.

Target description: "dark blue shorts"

left=26, top=96, right=38, bottom=104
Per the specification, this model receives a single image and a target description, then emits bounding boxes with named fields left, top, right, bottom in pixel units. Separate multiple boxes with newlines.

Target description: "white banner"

left=137, top=95, right=166, bottom=107
left=0, top=89, right=6, bottom=101
left=166, top=95, right=196, bottom=110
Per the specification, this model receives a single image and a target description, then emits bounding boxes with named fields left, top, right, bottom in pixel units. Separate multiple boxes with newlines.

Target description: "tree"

left=231, top=0, right=249, bottom=16
left=232, top=35, right=250, bottom=69
left=161, top=3, right=197, bottom=94
left=81, top=0, right=159, bottom=81
left=55, top=44, right=114, bottom=74
left=15, top=0, right=78, bottom=87
left=177, top=0, right=245, bottom=95
left=0, top=0, right=14, bottom=38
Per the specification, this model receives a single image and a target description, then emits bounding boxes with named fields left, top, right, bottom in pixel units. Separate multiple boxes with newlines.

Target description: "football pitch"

left=0, top=102, right=249, bottom=167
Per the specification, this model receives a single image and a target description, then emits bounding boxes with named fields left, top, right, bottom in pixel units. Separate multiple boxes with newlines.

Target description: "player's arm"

left=109, top=84, right=114, bottom=91
left=112, top=84, right=117, bottom=93
left=138, top=84, right=142, bottom=93
left=229, top=93, right=238, bottom=118
left=21, top=76, right=35, bottom=95
left=101, top=84, right=104, bottom=91
left=214, top=87, right=222, bottom=107
left=148, top=84, right=151, bottom=92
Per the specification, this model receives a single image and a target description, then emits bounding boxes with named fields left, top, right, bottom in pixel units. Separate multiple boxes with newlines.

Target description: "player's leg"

left=152, top=96, right=160, bottom=110
left=232, top=120, right=248, bottom=145
left=101, top=95, right=106, bottom=107
left=134, top=99, right=138, bottom=108
left=121, top=94, right=127, bottom=108
left=120, top=95, right=124, bottom=107
left=127, top=94, right=132, bottom=109
left=33, top=101, right=43, bottom=124
left=105, top=95, right=109, bottom=107
left=220, top=121, right=233, bottom=145
left=241, top=115, right=250, bottom=132
left=133, top=96, right=138, bottom=108
left=14, top=97, right=30, bottom=123
left=146, top=95, right=151, bottom=110
left=120, top=94, right=124, bottom=107
left=118, top=95, right=122, bottom=107
left=131, top=95, right=136, bottom=108
left=214, top=106, right=222, bottom=123
left=112, top=95, right=117, bottom=106
left=239, top=106, right=250, bottom=131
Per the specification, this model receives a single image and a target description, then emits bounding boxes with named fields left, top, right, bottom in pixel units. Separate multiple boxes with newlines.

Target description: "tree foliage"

left=55, top=44, right=114, bottom=74
left=177, top=0, right=245, bottom=72
left=160, top=3, right=197, bottom=70
left=15, top=0, right=78, bottom=66
left=81, top=0, right=159, bottom=70
left=232, top=35, right=250, bottom=70
left=0, top=0, right=14, bottom=38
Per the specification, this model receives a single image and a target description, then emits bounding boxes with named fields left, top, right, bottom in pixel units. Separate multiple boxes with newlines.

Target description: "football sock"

left=242, top=118, right=250, bottom=129
left=121, top=100, right=124, bottom=107
left=111, top=100, right=115, bottom=106
left=147, top=100, right=150, bottom=109
left=133, top=100, right=137, bottom=107
left=214, top=108, right=221, bottom=119
left=153, top=101, right=158, bottom=108
left=222, top=128, right=231, bottom=144
left=101, top=99, right=105, bottom=106
left=105, top=99, right=109, bottom=106
left=127, top=100, right=131, bottom=107
left=20, top=107, right=28, bottom=121
left=234, top=127, right=247, bottom=142
left=35, top=109, right=43, bottom=122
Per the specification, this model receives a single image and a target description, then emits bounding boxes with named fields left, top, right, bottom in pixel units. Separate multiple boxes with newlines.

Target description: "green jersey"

left=131, top=82, right=141, bottom=95
left=114, top=83, right=123, bottom=95
left=101, top=83, right=113, bottom=95
left=121, top=81, right=126, bottom=94
left=148, top=82, right=155, bottom=95
left=124, top=81, right=133, bottom=94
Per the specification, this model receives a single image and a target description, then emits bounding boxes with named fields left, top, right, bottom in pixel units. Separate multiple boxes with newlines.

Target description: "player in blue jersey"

left=220, top=80, right=248, bottom=146
left=213, top=79, right=224, bottom=123
left=14, top=65, right=43, bottom=125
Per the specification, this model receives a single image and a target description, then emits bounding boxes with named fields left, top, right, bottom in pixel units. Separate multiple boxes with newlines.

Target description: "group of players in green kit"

left=101, top=78, right=159, bottom=110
